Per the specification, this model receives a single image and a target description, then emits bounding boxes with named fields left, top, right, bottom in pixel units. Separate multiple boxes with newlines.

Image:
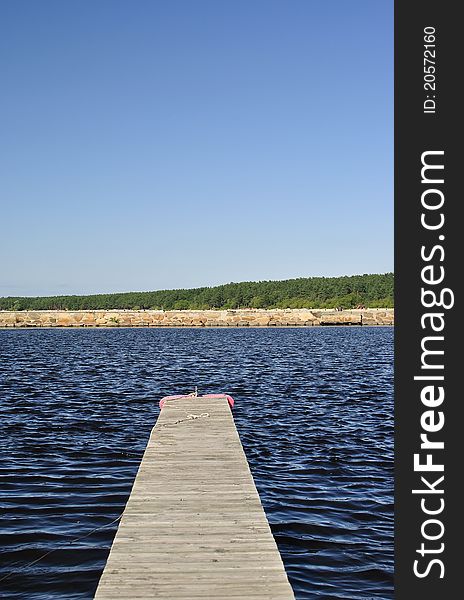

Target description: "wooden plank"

left=95, top=395, right=294, bottom=599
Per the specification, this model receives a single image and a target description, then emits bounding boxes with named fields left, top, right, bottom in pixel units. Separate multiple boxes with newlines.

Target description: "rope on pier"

left=173, top=412, right=210, bottom=425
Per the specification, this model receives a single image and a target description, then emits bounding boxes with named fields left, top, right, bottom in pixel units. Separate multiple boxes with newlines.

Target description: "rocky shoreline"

left=0, top=308, right=394, bottom=328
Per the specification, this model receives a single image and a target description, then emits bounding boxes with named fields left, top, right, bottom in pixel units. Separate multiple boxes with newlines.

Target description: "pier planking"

left=94, top=395, right=294, bottom=599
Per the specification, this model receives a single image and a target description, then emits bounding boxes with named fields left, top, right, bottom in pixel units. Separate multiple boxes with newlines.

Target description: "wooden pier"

left=95, top=394, right=294, bottom=599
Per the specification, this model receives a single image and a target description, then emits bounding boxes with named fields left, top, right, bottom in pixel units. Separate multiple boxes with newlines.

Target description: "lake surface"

left=0, top=327, right=393, bottom=599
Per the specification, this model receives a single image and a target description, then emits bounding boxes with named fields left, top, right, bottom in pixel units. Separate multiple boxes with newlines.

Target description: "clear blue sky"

left=0, top=0, right=392, bottom=297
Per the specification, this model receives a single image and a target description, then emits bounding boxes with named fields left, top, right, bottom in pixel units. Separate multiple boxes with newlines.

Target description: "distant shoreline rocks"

left=0, top=308, right=394, bottom=328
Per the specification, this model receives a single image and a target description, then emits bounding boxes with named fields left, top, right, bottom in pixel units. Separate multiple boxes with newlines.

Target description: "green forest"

left=0, top=273, right=394, bottom=311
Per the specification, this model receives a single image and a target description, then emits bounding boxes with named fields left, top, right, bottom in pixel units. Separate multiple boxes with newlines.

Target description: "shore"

left=0, top=308, right=394, bottom=328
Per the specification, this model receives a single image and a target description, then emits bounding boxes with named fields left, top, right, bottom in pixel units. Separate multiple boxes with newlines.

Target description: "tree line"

left=0, top=273, right=394, bottom=311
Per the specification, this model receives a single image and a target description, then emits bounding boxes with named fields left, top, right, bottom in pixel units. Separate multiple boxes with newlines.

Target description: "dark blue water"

left=0, top=327, right=393, bottom=599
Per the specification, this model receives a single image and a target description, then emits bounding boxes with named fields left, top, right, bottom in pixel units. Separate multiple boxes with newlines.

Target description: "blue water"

left=0, top=327, right=393, bottom=599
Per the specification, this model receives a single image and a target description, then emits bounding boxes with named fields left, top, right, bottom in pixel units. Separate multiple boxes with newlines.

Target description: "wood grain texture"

left=94, top=396, right=294, bottom=599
